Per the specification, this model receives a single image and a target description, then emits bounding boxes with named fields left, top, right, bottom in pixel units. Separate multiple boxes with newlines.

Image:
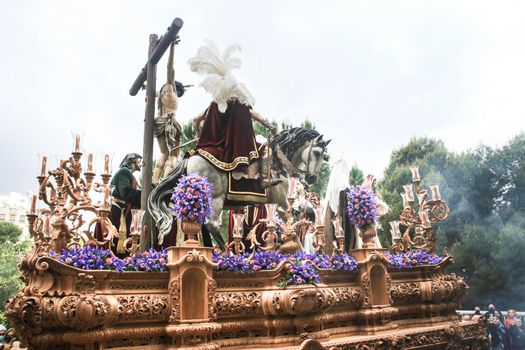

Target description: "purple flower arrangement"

left=212, top=250, right=358, bottom=287
left=53, top=245, right=168, bottom=272
left=346, top=186, right=378, bottom=228
left=385, top=250, right=443, bottom=270
left=171, top=173, right=213, bottom=223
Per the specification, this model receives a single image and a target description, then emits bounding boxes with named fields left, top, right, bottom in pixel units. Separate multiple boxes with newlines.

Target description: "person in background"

left=507, top=309, right=518, bottom=329
left=110, top=153, right=142, bottom=255
left=472, top=306, right=482, bottom=321
left=507, top=319, right=525, bottom=350
left=485, top=304, right=498, bottom=320
left=488, top=314, right=506, bottom=350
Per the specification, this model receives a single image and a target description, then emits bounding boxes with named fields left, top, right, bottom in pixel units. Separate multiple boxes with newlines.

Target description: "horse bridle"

left=274, top=139, right=320, bottom=178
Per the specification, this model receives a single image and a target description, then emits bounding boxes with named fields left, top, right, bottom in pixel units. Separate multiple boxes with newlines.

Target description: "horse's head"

left=300, top=135, right=331, bottom=184
left=270, top=127, right=331, bottom=185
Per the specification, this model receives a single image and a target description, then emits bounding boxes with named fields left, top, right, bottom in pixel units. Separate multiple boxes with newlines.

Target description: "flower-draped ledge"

left=385, top=250, right=444, bottom=270
left=346, top=186, right=379, bottom=228
left=212, top=250, right=359, bottom=287
left=50, top=245, right=168, bottom=272
left=171, top=173, right=213, bottom=223
left=50, top=246, right=445, bottom=285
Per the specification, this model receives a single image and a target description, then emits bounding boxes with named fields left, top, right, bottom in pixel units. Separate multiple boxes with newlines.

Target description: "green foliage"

left=0, top=239, right=31, bottom=326
left=180, top=121, right=199, bottom=155
left=348, top=165, right=364, bottom=186
left=309, top=162, right=331, bottom=198
left=0, top=222, right=22, bottom=243
left=379, top=133, right=525, bottom=310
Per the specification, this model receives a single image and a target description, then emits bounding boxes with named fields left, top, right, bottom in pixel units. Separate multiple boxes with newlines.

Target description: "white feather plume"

left=188, top=40, right=255, bottom=112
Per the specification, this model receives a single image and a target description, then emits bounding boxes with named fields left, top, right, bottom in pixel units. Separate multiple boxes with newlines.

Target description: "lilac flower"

left=212, top=250, right=359, bottom=287
left=171, top=173, right=213, bottom=223
left=346, top=186, right=379, bottom=228
left=55, top=246, right=167, bottom=272
left=385, top=250, right=443, bottom=270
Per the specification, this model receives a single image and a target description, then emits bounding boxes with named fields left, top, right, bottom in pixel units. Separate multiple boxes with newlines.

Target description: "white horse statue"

left=148, top=127, right=330, bottom=250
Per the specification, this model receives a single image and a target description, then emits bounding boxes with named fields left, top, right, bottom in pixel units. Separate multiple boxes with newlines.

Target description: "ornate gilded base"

left=5, top=247, right=487, bottom=350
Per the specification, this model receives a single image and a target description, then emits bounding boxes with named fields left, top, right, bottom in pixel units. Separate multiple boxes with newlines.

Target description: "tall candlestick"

left=403, top=185, right=414, bottom=201
left=104, top=154, right=109, bottom=174
left=335, top=216, right=343, bottom=238
left=390, top=221, right=401, bottom=239
left=30, top=195, right=37, bottom=214
left=314, top=206, right=324, bottom=226
left=75, top=134, right=81, bottom=153
left=400, top=193, right=408, bottom=207
left=44, top=215, right=51, bottom=236
left=87, top=153, right=93, bottom=172
left=430, top=185, right=441, bottom=201
left=103, top=185, right=110, bottom=208
left=420, top=209, right=431, bottom=228
left=41, top=156, right=47, bottom=176
left=410, top=166, right=420, bottom=182
left=288, top=177, right=296, bottom=198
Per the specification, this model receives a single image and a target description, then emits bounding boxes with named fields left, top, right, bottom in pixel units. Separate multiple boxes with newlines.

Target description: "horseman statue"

left=149, top=40, right=330, bottom=250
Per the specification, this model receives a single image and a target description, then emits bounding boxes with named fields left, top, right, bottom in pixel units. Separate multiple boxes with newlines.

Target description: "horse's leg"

left=186, top=155, right=228, bottom=250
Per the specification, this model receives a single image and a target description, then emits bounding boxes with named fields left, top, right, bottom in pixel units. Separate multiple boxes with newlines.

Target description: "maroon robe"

left=196, top=100, right=259, bottom=171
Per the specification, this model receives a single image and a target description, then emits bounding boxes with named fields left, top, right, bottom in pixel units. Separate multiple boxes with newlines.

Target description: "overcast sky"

left=1, top=1, right=524, bottom=195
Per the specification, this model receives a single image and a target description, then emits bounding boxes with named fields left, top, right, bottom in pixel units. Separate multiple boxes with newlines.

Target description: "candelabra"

left=228, top=213, right=246, bottom=255
left=390, top=166, right=450, bottom=254
left=333, top=216, right=345, bottom=255
left=123, top=209, right=145, bottom=257
left=27, top=136, right=120, bottom=254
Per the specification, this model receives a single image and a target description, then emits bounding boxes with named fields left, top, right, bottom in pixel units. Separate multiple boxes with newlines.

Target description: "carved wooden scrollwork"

left=168, top=277, right=181, bottom=323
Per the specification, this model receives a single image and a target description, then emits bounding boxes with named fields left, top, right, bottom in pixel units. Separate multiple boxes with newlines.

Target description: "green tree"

left=0, top=222, right=22, bottom=243
left=378, top=137, right=449, bottom=243
left=348, top=165, right=364, bottom=186
left=0, top=239, right=31, bottom=326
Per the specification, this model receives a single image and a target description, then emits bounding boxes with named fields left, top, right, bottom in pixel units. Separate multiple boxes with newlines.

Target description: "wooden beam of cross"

left=129, top=17, right=184, bottom=250
left=129, top=18, right=184, bottom=96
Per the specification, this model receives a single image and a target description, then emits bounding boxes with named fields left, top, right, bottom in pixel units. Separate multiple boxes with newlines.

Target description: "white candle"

left=288, top=177, right=296, bottom=197
left=430, top=185, right=441, bottom=201
left=403, top=185, right=414, bottom=201
left=30, top=195, right=37, bottom=214
left=390, top=221, right=401, bottom=239
left=103, top=185, right=110, bottom=208
left=335, top=216, right=343, bottom=237
left=400, top=193, right=408, bottom=207
left=44, top=215, right=50, bottom=235
left=420, top=209, right=431, bottom=228
left=410, top=166, right=420, bottom=182
left=87, top=153, right=93, bottom=172
left=75, top=135, right=81, bottom=153
left=41, top=156, right=47, bottom=176
left=417, top=191, right=426, bottom=204
left=104, top=154, right=109, bottom=174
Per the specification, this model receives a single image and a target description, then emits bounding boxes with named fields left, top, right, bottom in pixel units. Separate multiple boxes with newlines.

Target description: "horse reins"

left=274, top=140, right=317, bottom=178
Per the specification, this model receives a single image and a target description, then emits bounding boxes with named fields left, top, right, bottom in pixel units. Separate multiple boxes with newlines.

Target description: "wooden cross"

left=129, top=17, right=184, bottom=250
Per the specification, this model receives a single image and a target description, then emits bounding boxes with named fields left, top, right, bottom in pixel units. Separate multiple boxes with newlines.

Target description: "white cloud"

left=1, top=0, right=525, bottom=192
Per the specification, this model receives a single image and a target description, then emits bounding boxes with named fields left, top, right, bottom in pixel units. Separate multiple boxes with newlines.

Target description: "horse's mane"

left=269, top=127, right=321, bottom=174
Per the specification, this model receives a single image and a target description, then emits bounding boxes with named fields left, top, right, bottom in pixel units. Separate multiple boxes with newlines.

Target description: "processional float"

left=5, top=17, right=488, bottom=350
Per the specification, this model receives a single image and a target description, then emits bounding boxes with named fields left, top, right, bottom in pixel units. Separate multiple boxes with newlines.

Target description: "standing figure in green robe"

left=110, top=153, right=142, bottom=255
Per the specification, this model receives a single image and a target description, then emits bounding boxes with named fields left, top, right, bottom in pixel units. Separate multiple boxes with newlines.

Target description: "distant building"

left=0, top=192, right=30, bottom=236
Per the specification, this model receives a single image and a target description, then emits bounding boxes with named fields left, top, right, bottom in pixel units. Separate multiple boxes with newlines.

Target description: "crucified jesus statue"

left=153, top=40, right=186, bottom=185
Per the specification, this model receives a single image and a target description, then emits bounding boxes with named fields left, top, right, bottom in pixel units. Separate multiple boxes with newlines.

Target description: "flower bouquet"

left=171, top=173, right=213, bottom=242
left=346, top=186, right=379, bottom=248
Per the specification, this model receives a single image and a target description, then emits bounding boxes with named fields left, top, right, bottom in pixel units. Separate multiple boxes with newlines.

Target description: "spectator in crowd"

left=488, top=314, right=506, bottom=350
left=507, top=309, right=518, bottom=329
left=507, top=319, right=525, bottom=349
left=472, top=306, right=483, bottom=321
left=485, top=304, right=498, bottom=320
